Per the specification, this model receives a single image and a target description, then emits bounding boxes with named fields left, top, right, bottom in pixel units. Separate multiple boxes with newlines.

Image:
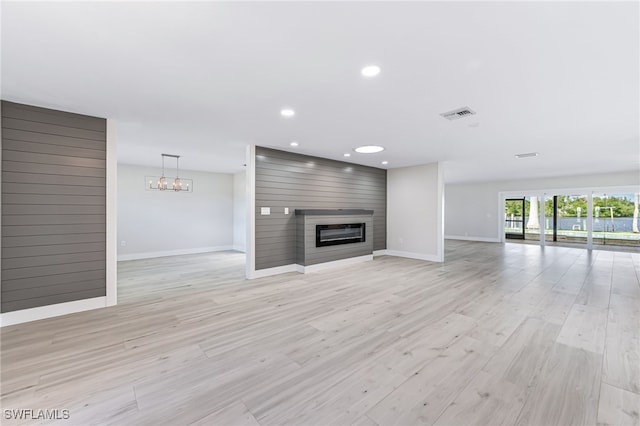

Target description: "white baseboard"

left=249, top=254, right=375, bottom=278
left=445, top=235, right=501, bottom=243
left=232, top=245, right=246, bottom=253
left=373, top=250, right=387, bottom=257
left=117, top=245, right=234, bottom=261
left=248, top=264, right=298, bottom=279
left=0, top=297, right=107, bottom=327
left=385, top=250, right=443, bottom=262
left=297, top=254, right=373, bottom=273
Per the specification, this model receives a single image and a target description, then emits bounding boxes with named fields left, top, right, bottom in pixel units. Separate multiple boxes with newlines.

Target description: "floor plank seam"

left=595, top=263, right=616, bottom=425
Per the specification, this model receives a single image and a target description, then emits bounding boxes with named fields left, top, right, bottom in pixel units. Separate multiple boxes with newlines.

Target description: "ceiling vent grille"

left=515, top=152, right=539, bottom=159
left=440, top=107, right=476, bottom=121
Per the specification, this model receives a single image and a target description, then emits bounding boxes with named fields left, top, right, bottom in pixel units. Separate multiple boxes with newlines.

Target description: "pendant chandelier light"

left=147, top=153, right=192, bottom=192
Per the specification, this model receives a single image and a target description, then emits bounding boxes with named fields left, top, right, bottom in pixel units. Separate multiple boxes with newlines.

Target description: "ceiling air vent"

left=515, top=152, right=539, bottom=159
left=440, top=106, right=476, bottom=121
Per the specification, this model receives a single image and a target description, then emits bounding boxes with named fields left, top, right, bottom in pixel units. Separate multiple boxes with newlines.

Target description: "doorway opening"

left=504, top=196, right=548, bottom=242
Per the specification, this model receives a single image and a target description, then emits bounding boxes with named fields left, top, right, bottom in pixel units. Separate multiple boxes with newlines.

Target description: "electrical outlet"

left=260, top=207, right=271, bottom=215
left=284, top=207, right=289, bottom=215
left=120, top=240, right=127, bottom=247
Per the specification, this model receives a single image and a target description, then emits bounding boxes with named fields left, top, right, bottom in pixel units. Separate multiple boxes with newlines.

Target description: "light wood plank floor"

left=1, top=241, right=639, bottom=425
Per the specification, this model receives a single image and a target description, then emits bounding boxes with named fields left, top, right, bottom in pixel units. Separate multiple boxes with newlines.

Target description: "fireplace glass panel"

left=316, top=223, right=365, bottom=247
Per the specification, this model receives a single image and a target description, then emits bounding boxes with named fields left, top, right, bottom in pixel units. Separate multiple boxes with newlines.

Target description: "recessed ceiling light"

left=343, top=153, right=351, bottom=157
left=361, top=65, right=381, bottom=77
left=381, top=161, right=389, bottom=165
left=290, top=141, right=299, bottom=147
left=515, top=152, right=539, bottom=158
left=354, top=145, right=385, bottom=154
left=280, top=109, right=295, bottom=117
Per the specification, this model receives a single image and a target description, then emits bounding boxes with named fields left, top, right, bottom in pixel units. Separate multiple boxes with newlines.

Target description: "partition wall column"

left=587, top=193, right=594, bottom=249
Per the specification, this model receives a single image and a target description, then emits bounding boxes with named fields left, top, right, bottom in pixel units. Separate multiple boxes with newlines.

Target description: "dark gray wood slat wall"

left=255, top=147, right=387, bottom=270
left=1, top=101, right=107, bottom=313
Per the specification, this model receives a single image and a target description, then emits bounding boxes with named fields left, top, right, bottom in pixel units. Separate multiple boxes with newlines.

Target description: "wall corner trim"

left=106, top=119, right=118, bottom=307
left=245, top=145, right=256, bottom=279
left=0, top=297, right=107, bottom=327
left=373, top=250, right=387, bottom=257
left=436, top=161, right=445, bottom=262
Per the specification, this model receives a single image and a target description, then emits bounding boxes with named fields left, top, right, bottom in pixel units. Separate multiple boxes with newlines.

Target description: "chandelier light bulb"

left=147, top=154, right=191, bottom=192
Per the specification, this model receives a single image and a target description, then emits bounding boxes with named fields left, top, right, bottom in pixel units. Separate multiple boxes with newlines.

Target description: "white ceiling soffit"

left=1, top=1, right=638, bottom=183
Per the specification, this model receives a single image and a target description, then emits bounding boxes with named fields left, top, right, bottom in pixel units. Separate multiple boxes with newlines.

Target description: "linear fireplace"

left=316, top=223, right=366, bottom=247
left=296, top=210, right=373, bottom=268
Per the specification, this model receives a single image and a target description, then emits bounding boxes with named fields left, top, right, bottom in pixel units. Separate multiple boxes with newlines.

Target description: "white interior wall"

left=233, top=171, right=246, bottom=252
left=117, top=164, right=234, bottom=260
left=445, top=170, right=640, bottom=241
left=387, top=162, right=444, bottom=262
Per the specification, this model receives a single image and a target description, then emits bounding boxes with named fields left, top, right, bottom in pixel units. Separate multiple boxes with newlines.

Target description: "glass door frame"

left=499, top=191, right=546, bottom=246
left=504, top=198, right=526, bottom=240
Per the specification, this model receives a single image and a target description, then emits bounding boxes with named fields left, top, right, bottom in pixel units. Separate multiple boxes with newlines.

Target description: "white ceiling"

left=2, top=1, right=638, bottom=183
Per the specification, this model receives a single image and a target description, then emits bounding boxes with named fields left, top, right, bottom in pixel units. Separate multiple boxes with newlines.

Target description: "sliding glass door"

left=505, top=198, right=525, bottom=239
left=503, top=189, right=640, bottom=250
left=592, top=193, right=640, bottom=248
left=554, top=194, right=588, bottom=245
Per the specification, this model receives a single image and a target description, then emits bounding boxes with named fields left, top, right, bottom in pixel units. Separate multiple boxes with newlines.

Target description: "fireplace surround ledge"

left=295, top=209, right=374, bottom=216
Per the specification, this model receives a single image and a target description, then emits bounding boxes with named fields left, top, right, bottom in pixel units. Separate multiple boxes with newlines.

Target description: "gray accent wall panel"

left=1, top=101, right=107, bottom=313
left=255, top=147, right=386, bottom=270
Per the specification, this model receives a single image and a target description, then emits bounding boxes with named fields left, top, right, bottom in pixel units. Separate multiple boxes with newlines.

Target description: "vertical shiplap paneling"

left=255, top=147, right=386, bottom=270
left=1, top=101, right=106, bottom=312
